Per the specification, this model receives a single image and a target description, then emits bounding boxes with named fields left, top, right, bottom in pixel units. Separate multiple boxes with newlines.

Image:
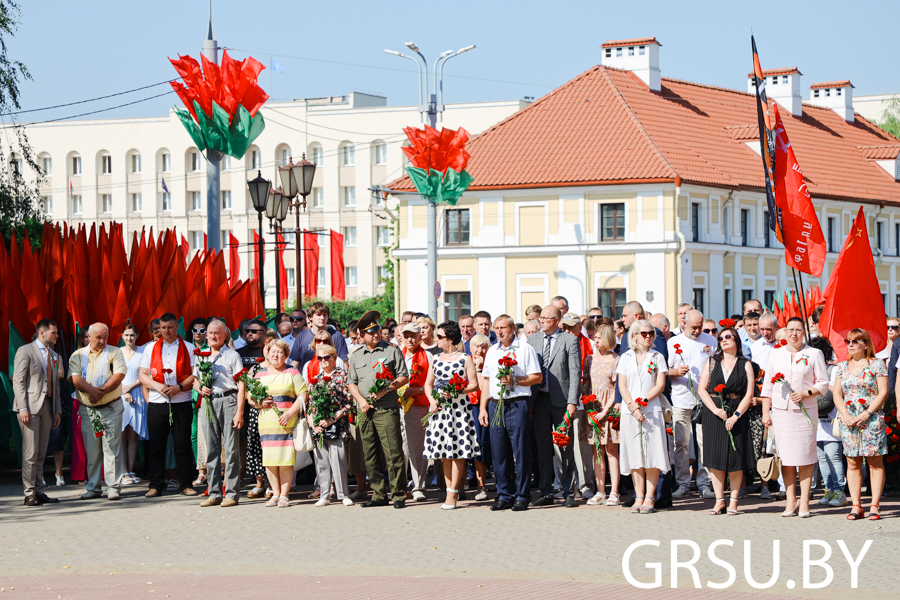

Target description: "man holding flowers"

left=348, top=311, right=410, bottom=508
left=192, top=319, right=245, bottom=507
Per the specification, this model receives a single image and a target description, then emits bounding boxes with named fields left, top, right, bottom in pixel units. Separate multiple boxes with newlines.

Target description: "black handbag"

left=817, top=390, right=835, bottom=419
left=691, top=403, right=703, bottom=424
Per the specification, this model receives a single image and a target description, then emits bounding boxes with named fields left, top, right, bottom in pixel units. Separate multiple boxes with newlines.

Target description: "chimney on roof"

left=601, top=37, right=661, bottom=92
left=808, top=81, right=854, bottom=123
left=748, top=68, right=803, bottom=118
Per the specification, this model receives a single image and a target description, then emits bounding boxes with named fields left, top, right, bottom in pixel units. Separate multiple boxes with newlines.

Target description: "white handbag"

left=292, top=416, right=314, bottom=452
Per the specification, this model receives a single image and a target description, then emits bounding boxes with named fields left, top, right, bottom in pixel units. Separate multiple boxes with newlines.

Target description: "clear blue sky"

left=8, top=0, right=900, bottom=123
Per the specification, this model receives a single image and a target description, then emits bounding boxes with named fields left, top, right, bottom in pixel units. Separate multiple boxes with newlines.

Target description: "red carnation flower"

left=893, top=435, right=900, bottom=442
left=675, top=348, right=683, bottom=355
left=673, top=344, right=681, bottom=349
left=858, top=399, right=866, bottom=405
left=719, top=318, right=736, bottom=328
left=714, top=384, right=726, bottom=393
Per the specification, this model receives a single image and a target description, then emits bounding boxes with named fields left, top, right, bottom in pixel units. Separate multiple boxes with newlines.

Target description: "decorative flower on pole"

left=169, top=51, right=269, bottom=159
left=403, top=125, right=474, bottom=205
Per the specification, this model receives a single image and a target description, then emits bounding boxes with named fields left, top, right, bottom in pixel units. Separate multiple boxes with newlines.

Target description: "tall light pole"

left=202, top=0, right=221, bottom=251
left=247, top=172, right=270, bottom=311
left=278, top=155, right=317, bottom=308
left=385, top=42, right=475, bottom=321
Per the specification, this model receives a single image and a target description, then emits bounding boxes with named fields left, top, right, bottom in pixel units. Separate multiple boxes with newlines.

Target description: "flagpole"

left=790, top=267, right=811, bottom=340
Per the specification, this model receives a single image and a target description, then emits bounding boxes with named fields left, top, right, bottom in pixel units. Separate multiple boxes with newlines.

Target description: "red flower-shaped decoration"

left=714, top=384, right=726, bottom=393
left=719, top=318, right=736, bottom=329
left=170, top=51, right=268, bottom=125
left=402, top=125, right=471, bottom=173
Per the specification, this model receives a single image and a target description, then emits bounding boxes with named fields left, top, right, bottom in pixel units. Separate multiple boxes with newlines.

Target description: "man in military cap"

left=347, top=311, right=410, bottom=508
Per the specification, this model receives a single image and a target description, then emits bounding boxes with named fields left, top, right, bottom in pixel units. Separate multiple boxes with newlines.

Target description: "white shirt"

left=402, top=346, right=434, bottom=373
left=482, top=337, right=541, bottom=400
left=139, top=338, right=197, bottom=404
left=666, top=333, right=717, bottom=409
left=233, top=337, right=247, bottom=350
left=751, top=337, right=777, bottom=369
left=35, top=339, right=50, bottom=366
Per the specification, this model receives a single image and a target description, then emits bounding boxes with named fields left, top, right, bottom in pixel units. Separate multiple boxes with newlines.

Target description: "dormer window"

left=628, top=46, right=634, bottom=56
left=782, top=75, right=788, bottom=84
left=605, top=48, right=611, bottom=58
left=813, top=90, right=819, bottom=97
left=771, top=77, right=777, bottom=85
left=639, top=45, right=646, bottom=55
left=616, top=47, right=623, bottom=57
left=836, top=88, right=842, bottom=96
left=825, top=89, right=831, bottom=97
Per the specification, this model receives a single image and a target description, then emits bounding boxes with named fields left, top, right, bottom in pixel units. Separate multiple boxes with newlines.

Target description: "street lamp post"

left=278, top=154, right=317, bottom=308
left=247, top=171, right=271, bottom=311
left=384, top=43, right=475, bottom=321
left=266, top=186, right=285, bottom=311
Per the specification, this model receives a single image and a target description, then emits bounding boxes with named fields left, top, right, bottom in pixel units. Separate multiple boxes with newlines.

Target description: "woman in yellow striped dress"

left=256, top=339, right=308, bottom=507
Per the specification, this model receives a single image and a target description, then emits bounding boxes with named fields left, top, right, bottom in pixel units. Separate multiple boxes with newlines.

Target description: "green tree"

left=878, top=96, right=900, bottom=140
left=0, top=1, right=45, bottom=250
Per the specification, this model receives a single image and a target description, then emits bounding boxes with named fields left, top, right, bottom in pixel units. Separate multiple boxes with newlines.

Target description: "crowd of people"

left=12, top=295, right=897, bottom=519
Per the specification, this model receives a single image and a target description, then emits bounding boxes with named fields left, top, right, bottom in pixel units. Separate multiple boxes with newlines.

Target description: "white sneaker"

left=829, top=490, right=848, bottom=507
left=342, top=497, right=354, bottom=506
left=817, top=490, right=834, bottom=505
left=314, top=497, right=330, bottom=507
left=55, top=475, right=65, bottom=487
left=760, top=487, right=772, bottom=499
left=474, top=488, right=489, bottom=501
left=412, top=491, right=426, bottom=502
left=672, top=484, right=690, bottom=499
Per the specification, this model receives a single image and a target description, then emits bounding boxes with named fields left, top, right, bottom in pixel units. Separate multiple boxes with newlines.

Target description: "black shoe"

left=393, top=500, right=406, bottom=509
left=623, top=497, right=636, bottom=507
left=512, top=500, right=529, bottom=511
left=36, top=492, right=59, bottom=504
left=656, top=499, right=673, bottom=510
left=459, top=490, right=468, bottom=501
left=24, top=494, right=39, bottom=506
left=531, top=494, right=554, bottom=507
left=361, top=498, right=390, bottom=508
left=490, top=499, right=514, bottom=511
left=565, top=495, right=576, bottom=507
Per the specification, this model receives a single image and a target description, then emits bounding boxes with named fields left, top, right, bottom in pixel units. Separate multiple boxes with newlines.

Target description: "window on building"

left=341, top=186, right=356, bottom=207
left=639, top=45, right=646, bottom=55
left=344, top=266, right=358, bottom=287
left=341, top=226, right=357, bottom=246
left=691, top=203, right=700, bottom=242
left=375, top=265, right=389, bottom=286
left=191, top=191, right=201, bottom=211
left=814, top=90, right=820, bottom=98
left=837, top=88, right=842, bottom=97
left=742, top=289, right=753, bottom=305
left=782, top=75, right=788, bottom=84
left=604, top=48, right=611, bottom=59
left=740, top=209, right=749, bottom=247
left=445, top=209, right=470, bottom=246
left=693, top=289, right=705, bottom=314
left=882, top=293, right=887, bottom=309
left=281, top=148, right=290, bottom=166
left=101, top=194, right=112, bottom=213
left=597, top=288, right=626, bottom=319
left=877, top=221, right=883, bottom=253
left=191, top=151, right=201, bottom=172
left=286, top=268, right=296, bottom=289
left=71, top=156, right=82, bottom=175
left=161, top=153, right=171, bottom=172
left=628, top=46, right=635, bottom=56
left=312, top=188, right=323, bottom=208
left=221, top=190, right=232, bottom=210
left=131, top=154, right=141, bottom=174
left=724, top=289, right=732, bottom=315
left=600, top=203, right=625, bottom=241
left=375, top=143, right=387, bottom=165
left=311, top=146, right=323, bottom=166
left=41, top=156, right=52, bottom=176
left=161, top=192, right=171, bottom=212
left=445, top=292, right=471, bottom=322
left=897, top=294, right=900, bottom=319
left=376, top=226, right=391, bottom=247
left=190, top=231, right=203, bottom=251
left=131, top=193, right=142, bottom=213
left=71, top=195, right=82, bottom=214
left=764, top=210, right=771, bottom=248
left=101, top=155, right=112, bottom=175
left=341, top=145, right=355, bottom=166
left=42, top=195, right=51, bottom=216
left=318, top=267, right=326, bottom=287
left=764, top=290, right=775, bottom=309
left=896, top=223, right=900, bottom=256
left=827, top=217, right=836, bottom=252
left=616, top=47, right=623, bottom=57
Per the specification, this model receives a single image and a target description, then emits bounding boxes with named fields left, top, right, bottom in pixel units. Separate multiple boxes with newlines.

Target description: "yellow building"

left=391, top=38, right=900, bottom=322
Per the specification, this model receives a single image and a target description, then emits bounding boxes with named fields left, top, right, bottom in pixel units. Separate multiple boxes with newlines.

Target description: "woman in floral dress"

left=585, top=323, right=621, bottom=506
left=833, top=328, right=888, bottom=520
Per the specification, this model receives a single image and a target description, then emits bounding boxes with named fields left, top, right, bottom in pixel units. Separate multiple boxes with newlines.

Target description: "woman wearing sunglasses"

left=697, top=322, right=755, bottom=515
left=760, top=316, right=829, bottom=518
left=615, top=320, right=670, bottom=514
left=834, top=329, right=888, bottom=520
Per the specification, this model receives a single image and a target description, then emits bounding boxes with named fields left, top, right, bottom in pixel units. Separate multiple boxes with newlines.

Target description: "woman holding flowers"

left=697, top=323, right=755, bottom=515
left=255, top=339, right=308, bottom=507
left=615, top=319, right=669, bottom=514
left=760, top=317, right=829, bottom=518
left=585, top=323, right=621, bottom=506
left=833, top=328, right=887, bottom=520
left=424, top=321, right=480, bottom=509
left=307, top=344, right=355, bottom=506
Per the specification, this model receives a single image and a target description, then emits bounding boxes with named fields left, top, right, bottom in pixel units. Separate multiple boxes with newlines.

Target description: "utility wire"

left=4, top=79, right=178, bottom=117
left=8, top=90, right=176, bottom=128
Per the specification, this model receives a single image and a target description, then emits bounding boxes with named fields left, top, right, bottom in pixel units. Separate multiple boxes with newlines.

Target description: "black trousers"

left=532, top=392, right=576, bottom=497
left=147, top=402, right=196, bottom=493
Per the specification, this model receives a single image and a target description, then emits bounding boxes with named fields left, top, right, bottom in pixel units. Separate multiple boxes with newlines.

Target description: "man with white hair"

left=523, top=320, right=540, bottom=339
left=750, top=313, right=779, bottom=370
left=673, top=303, right=692, bottom=336
left=69, top=323, right=128, bottom=500
left=650, top=313, right=671, bottom=339
left=667, top=310, right=717, bottom=500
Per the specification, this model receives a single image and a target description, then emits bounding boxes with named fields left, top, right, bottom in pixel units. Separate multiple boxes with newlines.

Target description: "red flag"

left=149, top=276, right=182, bottom=320
left=819, top=207, right=887, bottom=361
left=207, top=280, right=232, bottom=328
left=181, top=280, right=210, bottom=331
left=109, top=277, right=130, bottom=345
left=181, top=235, right=189, bottom=261
left=330, top=230, right=345, bottom=301
left=20, top=233, right=51, bottom=324
left=228, top=231, right=240, bottom=288
left=276, top=233, right=288, bottom=309
left=773, top=104, right=826, bottom=277
left=303, top=231, right=319, bottom=299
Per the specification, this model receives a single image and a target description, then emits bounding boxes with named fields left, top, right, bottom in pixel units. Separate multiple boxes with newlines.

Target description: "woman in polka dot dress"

left=424, top=321, right=481, bottom=510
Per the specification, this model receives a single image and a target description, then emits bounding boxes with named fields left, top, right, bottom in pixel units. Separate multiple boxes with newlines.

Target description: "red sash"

left=578, top=335, right=593, bottom=372
left=402, top=346, right=431, bottom=407
left=150, top=337, right=192, bottom=385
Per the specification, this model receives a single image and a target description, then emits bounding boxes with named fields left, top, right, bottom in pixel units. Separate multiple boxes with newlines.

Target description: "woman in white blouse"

left=615, top=319, right=670, bottom=514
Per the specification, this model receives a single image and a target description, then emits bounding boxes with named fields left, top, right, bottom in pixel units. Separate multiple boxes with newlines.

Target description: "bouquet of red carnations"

left=368, top=360, right=394, bottom=398
left=552, top=412, right=572, bottom=447
left=308, top=372, right=339, bottom=446
left=88, top=406, right=107, bottom=438
left=238, top=358, right=279, bottom=416
left=491, top=353, right=518, bottom=427
left=194, top=348, right=215, bottom=422
left=422, top=373, right=468, bottom=426
left=713, top=384, right=736, bottom=450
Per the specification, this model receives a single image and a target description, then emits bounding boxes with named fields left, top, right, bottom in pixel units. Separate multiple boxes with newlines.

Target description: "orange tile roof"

left=390, top=66, right=900, bottom=204
left=858, top=145, right=900, bottom=160
left=810, top=80, right=853, bottom=89
left=746, top=67, right=802, bottom=77
left=601, top=37, right=661, bottom=48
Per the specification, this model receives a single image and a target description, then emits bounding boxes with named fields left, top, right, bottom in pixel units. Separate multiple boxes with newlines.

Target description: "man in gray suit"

left=13, top=319, right=62, bottom=506
left=528, top=305, right=581, bottom=507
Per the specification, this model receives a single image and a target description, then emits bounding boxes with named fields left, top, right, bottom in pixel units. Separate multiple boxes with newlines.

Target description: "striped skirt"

left=259, top=396, right=299, bottom=467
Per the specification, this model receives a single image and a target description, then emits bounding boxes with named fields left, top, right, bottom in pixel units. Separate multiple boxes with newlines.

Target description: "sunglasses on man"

left=246, top=328, right=266, bottom=334
left=290, top=317, right=306, bottom=322
left=889, top=325, right=900, bottom=331
left=702, top=328, right=716, bottom=334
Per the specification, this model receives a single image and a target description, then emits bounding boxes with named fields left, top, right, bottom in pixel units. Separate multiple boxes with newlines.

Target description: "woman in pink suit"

left=761, top=317, right=829, bottom=518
